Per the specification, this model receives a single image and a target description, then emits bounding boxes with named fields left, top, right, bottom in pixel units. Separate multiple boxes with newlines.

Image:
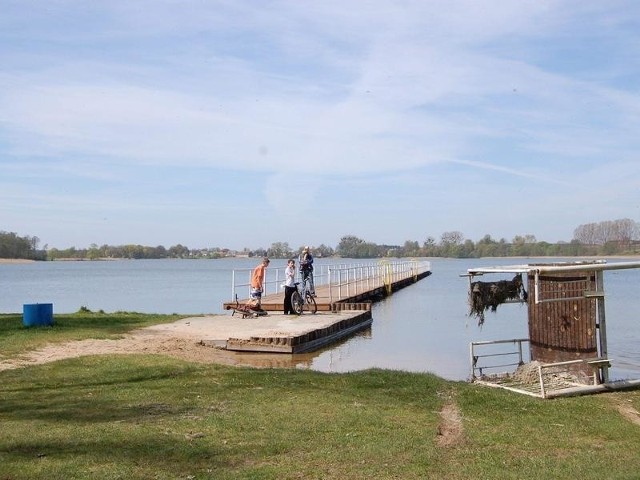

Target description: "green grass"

left=1, top=314, right=640, bottom=479
left=0, top=311, right=183, bottom=358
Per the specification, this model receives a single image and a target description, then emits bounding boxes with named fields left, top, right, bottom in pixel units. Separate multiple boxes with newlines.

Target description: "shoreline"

left=0, top=315, right=314, bottom=372
left=3, top=255, right=640, bottom=264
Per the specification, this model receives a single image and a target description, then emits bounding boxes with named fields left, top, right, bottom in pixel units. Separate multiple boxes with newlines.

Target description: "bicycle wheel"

left=304, top=292, right=317, bottom=314
left=291, top=290, right=303, bottom=315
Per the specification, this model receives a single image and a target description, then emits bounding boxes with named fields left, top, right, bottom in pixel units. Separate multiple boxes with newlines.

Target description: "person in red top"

left=250, top=257, right=270, bottom=309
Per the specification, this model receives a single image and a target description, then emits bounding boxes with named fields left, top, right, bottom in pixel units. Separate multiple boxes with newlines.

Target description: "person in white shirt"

left=283, top=258, right=297, bottom=314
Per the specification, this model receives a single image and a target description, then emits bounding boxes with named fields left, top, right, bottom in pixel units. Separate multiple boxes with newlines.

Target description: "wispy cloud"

left=445, top=159, right=571, bottom=185
left=1, top=1, right=639, bottom=247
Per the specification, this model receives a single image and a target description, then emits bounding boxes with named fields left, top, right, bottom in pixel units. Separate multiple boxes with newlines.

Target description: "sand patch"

left=612, top=399, right=640, bottom=427
left=436, top=398, right=465, bottom=447
left=0, top=317, right=312, bottom=372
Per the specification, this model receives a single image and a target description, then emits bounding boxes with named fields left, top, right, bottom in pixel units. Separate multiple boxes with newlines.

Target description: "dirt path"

left=611, top=397, right=640, bottom=427
left=436, top=394, right=465, bottom=447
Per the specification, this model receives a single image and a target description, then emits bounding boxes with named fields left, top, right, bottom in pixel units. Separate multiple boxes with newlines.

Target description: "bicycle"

left=291, top=280, right=317, bottom=315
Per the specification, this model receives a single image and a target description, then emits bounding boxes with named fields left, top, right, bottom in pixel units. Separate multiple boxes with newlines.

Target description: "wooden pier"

left=215, top=260, right=431, bottom=354
left=223, top=260, right=432, bottom=312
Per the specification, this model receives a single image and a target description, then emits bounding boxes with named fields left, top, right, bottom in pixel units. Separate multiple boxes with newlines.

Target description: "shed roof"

left=467, top=260, right=640, bottom=276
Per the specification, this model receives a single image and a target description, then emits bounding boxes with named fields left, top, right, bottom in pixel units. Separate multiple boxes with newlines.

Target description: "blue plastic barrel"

left=23, top=303, right=54, bottom=327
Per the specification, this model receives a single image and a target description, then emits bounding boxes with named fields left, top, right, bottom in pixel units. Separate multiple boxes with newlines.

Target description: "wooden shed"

left=528, top=268, right=597, bottom=365
left=464, top=260, right=640, bottom=398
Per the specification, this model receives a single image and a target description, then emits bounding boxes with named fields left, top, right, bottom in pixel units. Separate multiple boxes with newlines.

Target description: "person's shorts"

left=250, top=288, right=263, bottom=300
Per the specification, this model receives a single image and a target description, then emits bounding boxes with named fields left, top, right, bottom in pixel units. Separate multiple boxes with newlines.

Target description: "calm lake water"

left=1, top=257, right=639, bottom=381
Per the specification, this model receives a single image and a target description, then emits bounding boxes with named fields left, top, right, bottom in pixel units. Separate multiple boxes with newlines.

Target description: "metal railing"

left=470, top=338, right=530, bottom=380
left=230, top=259, right=431, bottom=302
left=469, top=339, right=615, bottom=398
left=326, top=260, right=430, bottom=303
left=230, top=263, right=336, bottom=300
left=535, top=358, right=611, bottom=398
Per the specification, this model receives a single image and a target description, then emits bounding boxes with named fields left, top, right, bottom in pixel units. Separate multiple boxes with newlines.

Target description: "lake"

left=1, top=257, right=639, bottom=381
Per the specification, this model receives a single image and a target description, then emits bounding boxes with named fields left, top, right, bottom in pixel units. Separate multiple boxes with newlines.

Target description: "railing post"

left=231, top=270, right=236, bottom=300
left=538, top=364, right=546, bottom=399
left=517, top=340, right=523, bottom=365
left=347, top=267, right=356, bottom=296
left=274, top=269, right=279, bottom=294
left=470, top=342, right=476, bottom=380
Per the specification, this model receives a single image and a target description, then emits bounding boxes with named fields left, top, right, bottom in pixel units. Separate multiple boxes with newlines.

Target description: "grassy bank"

left=0, top=311, right=183, bottom=358
left=1, top=314, right=639, bottom=479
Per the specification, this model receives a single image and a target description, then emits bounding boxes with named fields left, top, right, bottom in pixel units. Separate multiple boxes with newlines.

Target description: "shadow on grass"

left=1, top=432, right=234, bottom=476
left=0, top=357, right=203, bottom=423
left=0, top=357, right=244, bottom=476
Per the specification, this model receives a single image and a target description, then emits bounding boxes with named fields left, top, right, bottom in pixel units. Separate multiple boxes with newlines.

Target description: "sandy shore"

left=0, top=315, right=319, bottom=372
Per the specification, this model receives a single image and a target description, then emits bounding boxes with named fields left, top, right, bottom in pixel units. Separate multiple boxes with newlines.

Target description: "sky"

left=1, top=1, right=639, bottom=251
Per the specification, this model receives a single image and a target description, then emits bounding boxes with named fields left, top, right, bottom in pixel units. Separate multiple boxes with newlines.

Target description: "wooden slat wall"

left=528, top=272, right=597, bottom=364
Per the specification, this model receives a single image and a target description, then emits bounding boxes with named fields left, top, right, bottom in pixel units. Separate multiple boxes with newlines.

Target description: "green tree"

left=313, top=244, right=334, bottom=258
left=460, top=239, right=476, bottom=258
left=402, top=240, right=420, bottom=257
left=439, top=231, right=464, bottom=257
left=422, top=237, right=437, bottom=257
left=168, top=244, right=190, bottom=258
left=0, top=231, right=37, bottom=259
left=336, top=235, right=366, bottom=257
left=87, top=244, right=100, bottom=260
left=267, top=242, right=293, bottom=259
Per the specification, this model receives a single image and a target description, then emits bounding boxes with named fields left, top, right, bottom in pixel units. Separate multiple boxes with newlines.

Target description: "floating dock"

left=215, top=260, right=431, bottom=353
left=198, top=310, right=373, bottom=354
left=223, top=260, right=432, bottom=312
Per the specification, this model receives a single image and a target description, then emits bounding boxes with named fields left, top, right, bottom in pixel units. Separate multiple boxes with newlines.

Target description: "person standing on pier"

left=299, top=246, right=315, bottom=296
left=283, top=258, right=296, bottom=314
left=250, top=257, right=270, bottom=310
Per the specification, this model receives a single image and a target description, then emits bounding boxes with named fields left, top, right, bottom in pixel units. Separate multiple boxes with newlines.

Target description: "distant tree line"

left=0, top=231, right=46, bottom=260
left=47, top=243, right=216, bottom=260
left=2, top=218, right=639, bottom=261
left=573, top=218, right=639, bottom=248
